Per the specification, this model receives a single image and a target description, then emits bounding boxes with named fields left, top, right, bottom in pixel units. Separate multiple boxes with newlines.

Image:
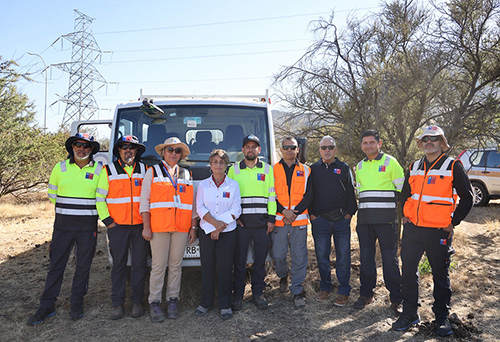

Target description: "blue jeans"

left=311, top=216, right=351, bottom=295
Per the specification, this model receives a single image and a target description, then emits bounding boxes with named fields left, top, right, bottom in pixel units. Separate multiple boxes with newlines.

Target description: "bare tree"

left=274, top=0, right=500, bottom=167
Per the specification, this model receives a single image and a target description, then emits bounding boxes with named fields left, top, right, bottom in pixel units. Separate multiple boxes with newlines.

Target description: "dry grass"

left=0, top=193, right=498, bottom=342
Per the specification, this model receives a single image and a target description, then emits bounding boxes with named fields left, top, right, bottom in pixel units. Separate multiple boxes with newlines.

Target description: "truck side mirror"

left=296, top=137, right=307, bottom=164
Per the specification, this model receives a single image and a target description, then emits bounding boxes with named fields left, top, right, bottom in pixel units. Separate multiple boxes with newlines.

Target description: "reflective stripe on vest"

left=55, top=196, right=97, bottom=216
left=403, top=155, right=458, bottom=228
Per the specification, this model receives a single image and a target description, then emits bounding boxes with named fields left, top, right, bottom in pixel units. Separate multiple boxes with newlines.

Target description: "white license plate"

left=184, top=245, right=200, bottom=258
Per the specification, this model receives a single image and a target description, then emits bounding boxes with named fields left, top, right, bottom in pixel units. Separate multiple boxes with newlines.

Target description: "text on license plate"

left=184, top=245, right=200, bottom=258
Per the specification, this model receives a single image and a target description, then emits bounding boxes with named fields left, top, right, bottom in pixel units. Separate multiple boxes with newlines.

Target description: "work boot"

left=279, top=276, right=289, bottom=293
left=70, top=303, right=84, bottom=321
left=293, top=293, right=306, bottom=308
left=436, top=317, right=453, bottom=336
left=149, top=301, right=165, bottom=323
left=27, top=307, right=56, bottom=326
left=392, top=313, right=420, bottom=331
left=333, top=294, right=349, bottom=307
left=252, top=294, right=268, bottom=310
left=316, top=290, right=330, bottom=301
left=353, top=296, right=373, bottom=310
left=167, top=297, right=179, bottom=319
left=131, top=302, right=144, bottom=318
left=232, top=296, right=243, bottom=311
left=110, top=305, right=124, bottom=320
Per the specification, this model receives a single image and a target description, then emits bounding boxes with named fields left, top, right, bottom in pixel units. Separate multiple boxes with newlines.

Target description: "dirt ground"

left=0, top=192, right=498, bottom=342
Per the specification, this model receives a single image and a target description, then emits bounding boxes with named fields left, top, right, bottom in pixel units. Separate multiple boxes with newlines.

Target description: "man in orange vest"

left=272, top=137, right=312, bottom=308
left=392, top=125, right=473, bottom=336
left=96, top=135, right=149, bottom=320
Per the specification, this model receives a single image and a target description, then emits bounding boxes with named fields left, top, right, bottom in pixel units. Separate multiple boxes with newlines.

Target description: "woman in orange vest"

left=140, top=137, right=197, bottom=323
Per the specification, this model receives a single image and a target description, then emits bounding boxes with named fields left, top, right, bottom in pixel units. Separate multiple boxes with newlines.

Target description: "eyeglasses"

left=119, top=144, right=138, bottom=151
left=166, top=147, right=182, bottom=154
left=421, top=136, right=440, bottom=142
left=320, top=145, right=335, bottom=150
left=73, top=142, right=92, bottom=149
left=282, top=145, right=297, bottom=150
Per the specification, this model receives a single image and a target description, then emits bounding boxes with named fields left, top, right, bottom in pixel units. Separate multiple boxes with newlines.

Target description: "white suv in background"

left=458, top=148, right=500, bottom=206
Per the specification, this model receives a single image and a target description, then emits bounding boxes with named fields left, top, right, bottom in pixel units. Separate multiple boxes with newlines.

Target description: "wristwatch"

left=191, top=226, right=198, bottom=230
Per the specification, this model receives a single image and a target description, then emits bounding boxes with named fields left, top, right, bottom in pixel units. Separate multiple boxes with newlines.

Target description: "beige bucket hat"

left=155, top=137, right=190, bottom=159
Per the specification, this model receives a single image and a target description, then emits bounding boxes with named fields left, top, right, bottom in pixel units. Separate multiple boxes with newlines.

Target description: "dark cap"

left=242, top=134, right=260, bottom=147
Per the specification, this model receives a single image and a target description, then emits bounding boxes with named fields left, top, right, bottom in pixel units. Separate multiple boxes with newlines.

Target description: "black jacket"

left=309, top=157, right=358, bottom=217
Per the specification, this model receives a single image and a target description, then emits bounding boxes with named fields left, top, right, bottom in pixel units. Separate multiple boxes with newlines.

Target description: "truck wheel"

left=472, top=182, right=489, bottom=207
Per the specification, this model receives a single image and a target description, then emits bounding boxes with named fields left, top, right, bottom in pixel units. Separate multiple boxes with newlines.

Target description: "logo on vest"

left=333, top=168, right=341, bottom=174
left=134, top=179, right=142, bottom=186
left=379, top=166, right=386, bottom=172
left=427, top=176, right=436, bottom=184
left=179, top=184, right=186, bottom=193
left=257, top=174, right=266, bottom=181
left=296, top=170, right=304, bottom=177
left=85, top=172, right=94, bottom=180
left=223, top=192, right=230, bottom=198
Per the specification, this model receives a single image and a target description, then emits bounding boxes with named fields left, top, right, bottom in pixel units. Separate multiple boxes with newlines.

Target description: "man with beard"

left=392, top=125, right=473, bottom=336
left=228, top=134, right=276, bottom=311
left=96, top=136, right=149, bottom=320
left=27, top=133, right=103, bottom=325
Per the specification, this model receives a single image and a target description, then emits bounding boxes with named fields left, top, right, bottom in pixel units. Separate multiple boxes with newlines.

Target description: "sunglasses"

left=282, top=145, right=297, bottom=151
left=119, top=144, right=138, bottom=151
left=421, top=136, right=440, bottom=142
left=320, top=145, right=335, bottom=150
left=166, top=147, right=183, bottom=154
left=73, top=142, right=92, bottom=149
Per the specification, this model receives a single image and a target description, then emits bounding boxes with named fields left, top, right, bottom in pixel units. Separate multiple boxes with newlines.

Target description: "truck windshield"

left=115, top=104, right=270, bottom=178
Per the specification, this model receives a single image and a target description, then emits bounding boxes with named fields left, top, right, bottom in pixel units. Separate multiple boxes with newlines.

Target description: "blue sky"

left=2, top=0, right=382, bottom=131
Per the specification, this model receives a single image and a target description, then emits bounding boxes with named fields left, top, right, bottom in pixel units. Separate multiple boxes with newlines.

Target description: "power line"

left=94, top=8, right=378, bottom=35
left=112, top=38, right=310, bottom=53
left=108, top=48, right=305, bottom=64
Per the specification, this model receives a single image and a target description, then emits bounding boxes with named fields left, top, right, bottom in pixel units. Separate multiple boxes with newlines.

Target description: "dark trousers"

left=108, top=224, right=150, bottom=307
left=233, top=226, right=270, bottom=298
left=199, top=229, right=236, bottom=310
left=401, top=222, right=454, bottom=318
left=356, top=223, right=402, bottom=303
left=40, top=228, right=97, bottom=309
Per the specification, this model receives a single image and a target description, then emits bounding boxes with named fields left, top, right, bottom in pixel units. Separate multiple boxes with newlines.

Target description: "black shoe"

left=70, top=304, right=84, bottom=321
left=392, top=313, right=420, bottom=331
left=436, top=317, right=453, bottom=336
left=167, top=297, right=179, bottom=319
left=353, top=296, right=373, bottom=310
left=27, top=307, right=56, bottom=326
left=232, top=297, right=243, bottom=311
left=252, top=294, right=268, bottom=310
left=279, top=277, right=288, bottom=293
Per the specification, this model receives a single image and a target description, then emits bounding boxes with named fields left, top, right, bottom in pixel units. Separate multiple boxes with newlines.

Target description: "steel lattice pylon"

left=54, top=9, right=106, bottom=126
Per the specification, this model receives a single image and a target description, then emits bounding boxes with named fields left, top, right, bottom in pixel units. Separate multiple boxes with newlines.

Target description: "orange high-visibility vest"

left=150, top=163, right=193, bottom=233
left=403, top=154, right=459, bottom=228
left=274, top=161, right=310, bottom=227
left=105, top=161, right=146, bottom=225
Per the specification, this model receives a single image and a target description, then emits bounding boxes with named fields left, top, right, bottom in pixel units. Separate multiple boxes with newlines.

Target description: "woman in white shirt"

left=195, top=149, right=241, bottom=319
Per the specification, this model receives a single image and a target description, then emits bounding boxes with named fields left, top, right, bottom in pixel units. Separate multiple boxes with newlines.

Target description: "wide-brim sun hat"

left=155, top=137, right=190, bottom=159
left=65, top=133, right=100, bottom=155
left=113, top=135, right=146, bottom=159
left=416, top=125, right=451, bottom=152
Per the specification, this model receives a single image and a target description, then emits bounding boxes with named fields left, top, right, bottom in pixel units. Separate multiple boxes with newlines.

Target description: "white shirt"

left=196, top=175, right=241, bottom=234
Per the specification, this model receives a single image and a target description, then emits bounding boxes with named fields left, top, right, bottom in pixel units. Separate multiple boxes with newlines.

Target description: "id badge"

left=173, top=195, right=181, bottom=207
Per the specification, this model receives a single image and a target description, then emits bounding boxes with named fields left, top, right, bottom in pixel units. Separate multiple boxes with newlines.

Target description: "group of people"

left=27, top=125, right=473, bottom=337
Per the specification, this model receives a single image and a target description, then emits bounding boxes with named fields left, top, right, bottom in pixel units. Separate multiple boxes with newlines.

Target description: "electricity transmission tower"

left=53, top=9, right=107, bottom=126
